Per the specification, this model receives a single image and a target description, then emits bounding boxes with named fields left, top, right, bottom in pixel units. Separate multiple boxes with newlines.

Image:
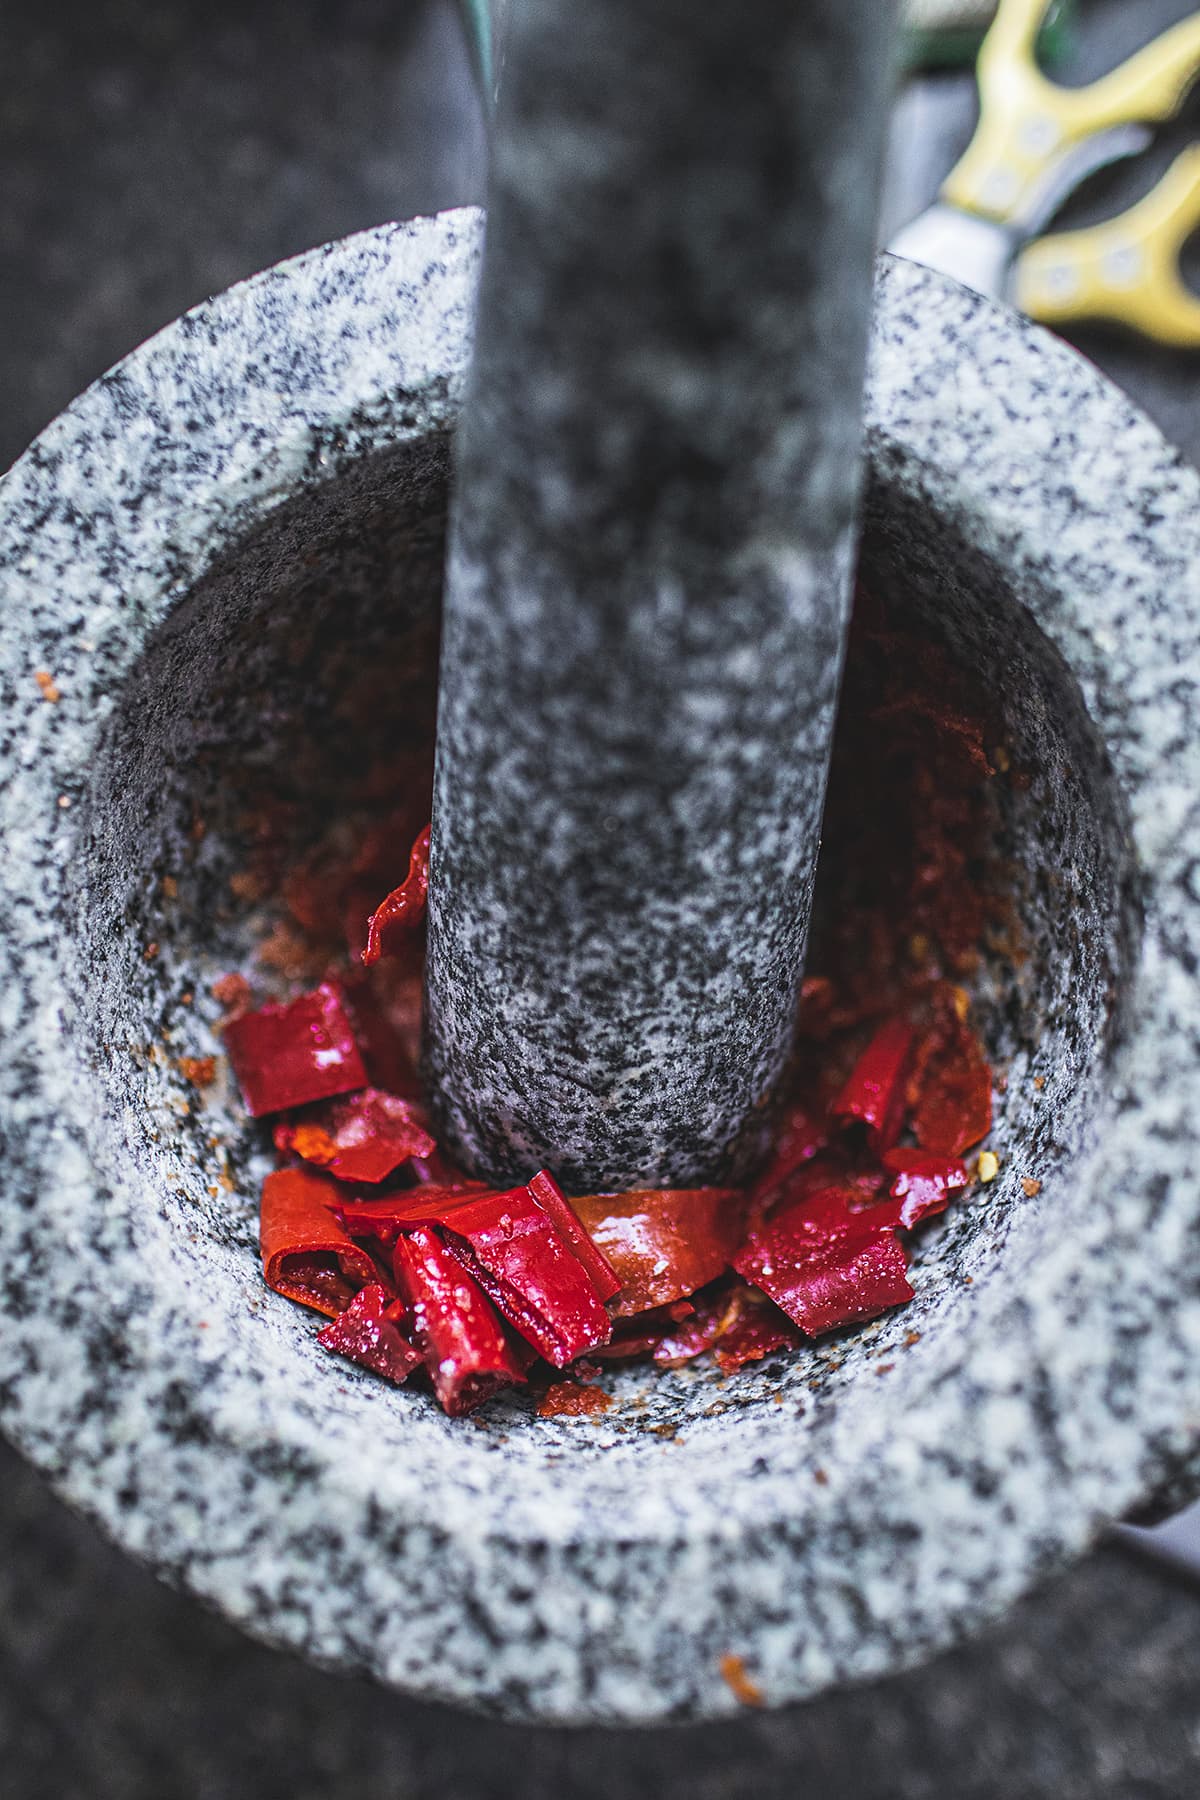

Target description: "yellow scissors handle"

left=1014, top=146, right=1200, bottom=349
left=942, top=0, right=1200, bottom=229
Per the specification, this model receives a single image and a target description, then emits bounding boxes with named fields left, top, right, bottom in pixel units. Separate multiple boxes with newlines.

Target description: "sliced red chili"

left=362, top=823, right=431, bottom=967
left=525, top=1170, right=622, bottom=1303
left=317, top=1283, right=422, bottom=1384
left=569, top=1187, right=744, bottom=1317
left=339, top=1174, right=614, bottom=1366
left=733, top=1186, right=914, bottom=1337
left=438, top=1186, right=614, bottom=1367
left=392, top=1226, right=526, bottom=1416
left=829, top=1017, right=915, bottom=1152
left=274, top=1088, right=436, bottom=1185
left=910, top=1014, right=992, bottom=1156
left=881, top=1147, right=969, bottom=1227
left=340, top=972, right=423, bottom=1099
left=260, top=1166, right=380, bottom=1318
left=750, top=1102, right=830, bottom=1208
left=225, top=981, right=368, bottom=1117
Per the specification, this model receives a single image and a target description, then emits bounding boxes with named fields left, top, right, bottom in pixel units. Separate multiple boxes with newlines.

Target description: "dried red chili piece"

left=750, top=1103, right=830, bottom=1207
left=334, top=1186, right=493, bottom=1243
left=881, top=1147, right=969, bottom=1228
left=225, top=982, right=368, bottom=1117
left=340, top=973, right=423, bottom=1099
left=733, top=1186, right=914, bottom=1337
left=392, top=1226, right=526, bottom=1416
left=569, top=1188, right=744, bottom=1317
left=362, top=823, right=431, bottom=967
left=711, top=1286, right=802, bottom=1372
left=339, top=1175, right=614, bottom=1365
left=437, top=1185, right=614, bottom=1367
left=525, top=1170, right=622, bottom=1303
left=909, top=1013, right=992, bottom=1157
left=651, top=1280, right=800, bottom=1370
left=274, top=1088, right=436, bottom=1185
left=260, top=1167, right=380, bottom=1318
left=537, top=1380, right=612, bottom=1417
left=317, top=1283, right=422, bottom=1384
left=585, top=1301, right=695, bottom=1361
left=829, top=1017, right=915, bottom=1152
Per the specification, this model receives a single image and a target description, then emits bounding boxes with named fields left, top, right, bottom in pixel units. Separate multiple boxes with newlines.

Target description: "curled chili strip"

left=362, top=823, right=431, bottom=967
left=260, top=1166, right=381, bottom=1318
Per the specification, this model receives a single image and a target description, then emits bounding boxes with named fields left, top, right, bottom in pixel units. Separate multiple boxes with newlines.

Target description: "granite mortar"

left=0, top=211, right=1198, bottom=1722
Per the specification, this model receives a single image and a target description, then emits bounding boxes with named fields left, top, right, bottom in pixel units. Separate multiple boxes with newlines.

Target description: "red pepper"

left=525, top=1170, right=622, bottom=1303
left=362, top=823, right=431, bottom=967
left=392, top=1226, right=526, bottom=1416
left=750, top=1102, right=830, bottom=1208
left=909, top=1008, right=992, bottom=1156
left=337, top=1174, right=615, bottom=1367
left=650, top=1279, right=799, bottom=1370
left=881, top=1147, right=969, bottom=1228
left=274, top=1088, right=436, bottom=1185
left=829, top=1017, right=915, bottom=1151
left=438, top=1186, right=614, bottom=1367
left=260, top=1167, right=381, bottom=1318
left=225, top=982, right=368, bottom=1117
left=733, top=1186, right=914, bottom=1337
left=317, top=1283, right=422, bottom=1384
left=569, top=1188, right=745, bottom=1317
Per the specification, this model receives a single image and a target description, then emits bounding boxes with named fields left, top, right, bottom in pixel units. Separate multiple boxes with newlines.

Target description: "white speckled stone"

left=0, top=212, right=1198, bottom=1724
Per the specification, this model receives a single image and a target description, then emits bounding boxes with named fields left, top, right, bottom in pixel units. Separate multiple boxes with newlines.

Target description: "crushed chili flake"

left=225, top=981, right=368, bottom=1117
left=1021, top=1176, right=1042, bottom=1197
left=177, top=1056, right=217, bottom=1088
left=719, top=1653, right=764, bottom=1708
left=34, top=668, right=60, bottom=703
left=212, top=971, right=253, bottom=1017
left=317, top=1283, right=422, bottom=1384
left=538, top=1380, right=612, bottom=1418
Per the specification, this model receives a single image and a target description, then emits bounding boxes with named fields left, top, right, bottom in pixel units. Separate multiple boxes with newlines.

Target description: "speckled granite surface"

left=426, top=0, right=893, bottom=1189
left=1, top=199, right=1199, bottom=1720
left=3, top=0, right=1200, bottom=1785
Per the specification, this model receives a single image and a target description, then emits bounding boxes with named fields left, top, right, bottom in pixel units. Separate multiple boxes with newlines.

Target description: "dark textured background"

left=2, top=0, right=1199, bottom=1793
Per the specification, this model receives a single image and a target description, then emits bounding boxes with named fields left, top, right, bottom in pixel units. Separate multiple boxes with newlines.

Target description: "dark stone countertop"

left=2, top=0, right=1198, bottom=1793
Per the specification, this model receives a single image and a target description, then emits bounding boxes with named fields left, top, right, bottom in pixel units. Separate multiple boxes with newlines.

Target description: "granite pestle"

left=424, top=0, right=898, bottom=1189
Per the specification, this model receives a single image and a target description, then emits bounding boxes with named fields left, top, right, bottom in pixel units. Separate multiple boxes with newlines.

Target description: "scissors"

left=890, top=0, right=1200, bottom=348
